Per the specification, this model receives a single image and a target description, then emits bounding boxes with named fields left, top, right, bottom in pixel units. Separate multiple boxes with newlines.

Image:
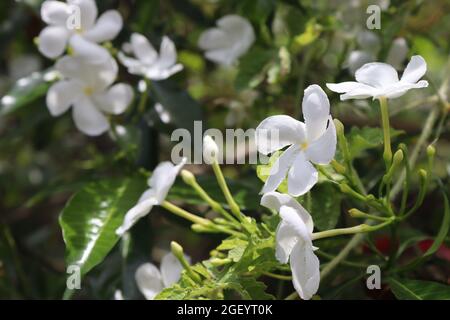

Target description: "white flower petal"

left=145, top=64, right=183, bottom=81
left=287, top=152, right=318, bottom=196
left=160, top=253, right=184, bottom=287
left=114, top=290, right=124, bottom=300
left=355, top=62, right=399, bottom=88
left=56, top=55, right=118, bottom=90
left=69, top=34, right=111, bottom=64
left=275, top=221, right=299, bottom=264
left=216, top=15, right=254, bottom=59
left=135, top=263, right=164, bottom=300
left=400, top=55, right=427, bottom=84
left=46, top=80, right=82, bottom=116
left=72, top=96, right=109, bottom=136
left=157, top=36, right=178, bottom=70
left=199, top=15, right=254, bottom=66
left=69, top=0, right=98, bottom=30
left=305, top=116, right=336, bottom=165
left=83, top=10, right=123, bottom=43
left=148, top=158, right=187, bottom=203
left=326, top=81, right=365, bottom=93
left=204, top=49, right=235, bottom=66
left=255, top=115, right=306, bottom=155
left=260, top=192, right=313, bottom=233
left=41, top=1, right=70, bottom=25
left=384, top=80, right=429, bottom=99
left=340, top=85, right=378, bottom=101
left=131, top=33, right=158, bottom=64
left=116, top=198, right=157, bottom=236
left=290, top=241, right=320, bottom=300
left=261, top=145, right=299, bottom=194
left=279, top=205, right=310, bottom=241
left=302, top=85, right=330, bottom=142
left=197, top=28, right=230, bottom=51
left=94, top=83, right=133, bottom=115
left=117, top=52, right=143, bottom=73
left=38, top=26, right=69, bottom=59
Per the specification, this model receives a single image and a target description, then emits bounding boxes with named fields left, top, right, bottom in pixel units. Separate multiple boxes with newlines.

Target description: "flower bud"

left=203, top=135, right=219, bottom=164
left=170, top=241, right=184, bottom=260
left=181, top=169, right=195, bottom=185
left=348, top=208, right=365, bottom=218
left=392, top=149, right=404, bottom=165
left=426, top=145, right=436, bottom=158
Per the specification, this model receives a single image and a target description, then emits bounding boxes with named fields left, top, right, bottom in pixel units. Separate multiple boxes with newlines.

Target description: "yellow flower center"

left=84, top=87, right=94, bottom=96
left=300, top=142, right=309, bottom=150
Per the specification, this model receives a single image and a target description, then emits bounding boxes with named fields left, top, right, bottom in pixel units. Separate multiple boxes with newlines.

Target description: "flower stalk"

left=161, top=201, right=211, bottom=226
left=181, top=170, right=240, bottom=226
left=311, top=219, right=393, bottom=241
left=379, top=96, right=392, bottom=168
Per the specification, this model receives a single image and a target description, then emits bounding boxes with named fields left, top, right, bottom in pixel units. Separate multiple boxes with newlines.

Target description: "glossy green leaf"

left=59, top=176, right=147, bottom=276
left=235, top=46, right=275, bottom=90
left=347, top=127, right=403, bottom=159
left=389, top=278, right=450, bottom=300
left=310, top=183, right=342, bottom=231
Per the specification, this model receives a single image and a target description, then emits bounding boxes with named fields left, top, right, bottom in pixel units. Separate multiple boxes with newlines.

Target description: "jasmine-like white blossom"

left=327, top=55, right=428, bottom=100
left=116, top=158, right=187, bottom=236
left=255, top=85, right=336, bottom=197
left=118, top=33, right=183, bottom=80
left=261, top=192, right=320, bottom=300
left=46, top=55, right=133, bottom=136
left=135, top=252, right=187, bottom=300
left=38, top=0, right=123, bottom=62
left=198, top=15, right=255, bottom=66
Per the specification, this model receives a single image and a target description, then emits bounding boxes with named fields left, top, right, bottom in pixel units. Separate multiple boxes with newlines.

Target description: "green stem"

left=211, top=161, right=243, bottom=222
left=311, top=220, right=393, bottom=241
left=379, top=96, right=392, bottom=169
left=161, top=201, right=211, bottom=226
left=261, top=271, right=292, bottom=281
left=138, top=79, right=150, bottom=114
left=181, top=171, right=240, bottom=226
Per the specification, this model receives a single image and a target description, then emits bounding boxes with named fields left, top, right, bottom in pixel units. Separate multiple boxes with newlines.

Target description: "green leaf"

left=59, top=176, right=146, bottom=276
left=310, top=183, right=342, bottom=231
left=235, top=46, right=275, bottom=90
left=347, top=127, right=403, bottom=159
left=389, top=278, right=450, bottom=300
left=1, top=69, right=52, bottom=116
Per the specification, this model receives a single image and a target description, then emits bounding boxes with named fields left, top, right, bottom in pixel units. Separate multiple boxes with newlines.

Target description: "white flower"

left=203, top=135, right=219, bottom=164
left=116, top=158, right=187, bottom=236
left=46, top=55, right=133, bottom=136
left=261, top=192, right=320, bottom=300
left=38, top=0, right=123, bottom=62
left=255, top=85, right=336, bottom=197
left=118, top=33, right=183, bottom=80
left=114, top=290, right=124, bottom=300
left=198, top=15, right=255, bottom=66
left=135, top=252, right=187, bottom=300
left=327, top=55, right=429, bottom=100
